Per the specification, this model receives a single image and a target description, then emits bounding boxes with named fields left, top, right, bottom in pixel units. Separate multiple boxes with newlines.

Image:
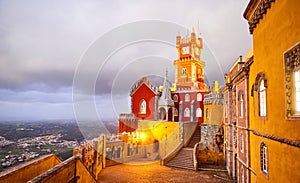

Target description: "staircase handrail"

left=193, top=142, right=200, bottom=171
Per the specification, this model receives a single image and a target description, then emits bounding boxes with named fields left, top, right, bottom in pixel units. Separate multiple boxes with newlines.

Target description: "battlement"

left=130, top=77, right=158, bottom=96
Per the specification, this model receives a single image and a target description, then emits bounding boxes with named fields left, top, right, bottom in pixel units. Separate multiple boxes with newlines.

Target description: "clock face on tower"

left=182, top=46, right=190, bottom=55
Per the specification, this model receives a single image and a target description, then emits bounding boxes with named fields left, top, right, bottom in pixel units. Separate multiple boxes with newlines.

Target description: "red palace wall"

left=172, top=91, right=205, bottom=124
left=236, top=80, right=248, bottom=168
left=131, top=83, right=157, bottom=120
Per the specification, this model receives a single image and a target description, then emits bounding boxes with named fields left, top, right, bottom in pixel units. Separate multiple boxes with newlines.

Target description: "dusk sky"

left=0, top=0, right=252, bottom=121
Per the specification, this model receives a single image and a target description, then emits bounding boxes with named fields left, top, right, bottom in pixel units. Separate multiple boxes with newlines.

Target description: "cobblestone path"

left=98, top=162, right=233, bottom=183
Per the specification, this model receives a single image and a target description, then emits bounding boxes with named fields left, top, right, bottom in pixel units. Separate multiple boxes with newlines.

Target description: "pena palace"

left=119, top=29, right=209, bottom=133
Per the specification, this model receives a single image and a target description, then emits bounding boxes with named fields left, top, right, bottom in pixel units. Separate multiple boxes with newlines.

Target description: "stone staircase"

left=165, top=125, right=201, bottom=170
left=187, top=125, right=201, bottom=148
left=165, top=148, right=194, bottom=170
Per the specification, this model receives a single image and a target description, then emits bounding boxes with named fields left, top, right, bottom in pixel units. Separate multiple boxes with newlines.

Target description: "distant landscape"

left=0, top=119, right=118, bottom=172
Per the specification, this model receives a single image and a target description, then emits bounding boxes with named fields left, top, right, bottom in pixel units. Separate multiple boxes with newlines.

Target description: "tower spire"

left=158, top=68, right=174, bottom=107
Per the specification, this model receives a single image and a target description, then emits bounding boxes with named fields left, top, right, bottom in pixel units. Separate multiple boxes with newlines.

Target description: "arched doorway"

left=153, top=139, right=159, bottom=153
left=168, top=108, right=173, bottom=121
left=159, top=107, right=166, bottom=120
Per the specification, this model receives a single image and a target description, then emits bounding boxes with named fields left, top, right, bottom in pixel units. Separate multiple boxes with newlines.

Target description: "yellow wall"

left=27, top=156, right=97, bottom=183
left=137, top=121, right=198, bottom=159
left=0, top=154, right=61, bottom=183
left=250, top=134, right=300, bottom=183
left=137, top=121, right=181, bottom=159
left=204, top=103, right=223, bottom=125
left=250, top=0, right=300, bottom=139
left=249, top=0, right=300, bottom=182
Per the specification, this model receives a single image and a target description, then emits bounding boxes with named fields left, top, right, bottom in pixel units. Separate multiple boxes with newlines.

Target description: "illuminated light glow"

left=140, top=133, right=146, bottom=140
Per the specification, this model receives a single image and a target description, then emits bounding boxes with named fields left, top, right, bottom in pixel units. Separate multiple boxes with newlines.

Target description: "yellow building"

left=244, top=0, right=300, bottom=182
left=203, top=81, right=223, bottom=125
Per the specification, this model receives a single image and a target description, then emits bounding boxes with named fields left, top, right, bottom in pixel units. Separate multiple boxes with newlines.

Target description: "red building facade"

left=119, top=30, right=208, bottom=133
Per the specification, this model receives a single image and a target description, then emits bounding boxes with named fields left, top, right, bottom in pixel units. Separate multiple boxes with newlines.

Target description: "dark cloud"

left=0, top=0, right=252, bottom=120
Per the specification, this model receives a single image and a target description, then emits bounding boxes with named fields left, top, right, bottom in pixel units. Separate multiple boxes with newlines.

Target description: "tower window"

left=197, top=93, right=202, bottom=101
left=184, top=108, right=190, bottom=117
left=185, top=94, right=190, bottom=102
left=260, top=142, right=268, bottom=175
left=182, top=68, right=187, bottom=76
left=196, top=108, right=202, bottom=117
left=140, top=99, right=146, bottom=114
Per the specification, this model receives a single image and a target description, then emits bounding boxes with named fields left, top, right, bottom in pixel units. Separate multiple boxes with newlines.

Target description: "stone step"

left=166, top=164, right=194, bottom=170
left=166, top=161, right=193, bottom=166
left=165, top=147, right=194, bottom=170
left=165, top=125, right=201, bottom=170
left=187, top=125, right=201, bottom=148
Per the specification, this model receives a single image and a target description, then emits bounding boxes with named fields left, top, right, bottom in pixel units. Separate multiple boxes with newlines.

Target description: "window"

left=140, top=99, right=146, bottom=114
left=284, top=41, right=300, bottom=117
left=259, top=80, right=267, bottom=117
left=254, top=73, right=267, bottom=117
left=116, top=146, right=121, bottom=159
left=197, top=93, right=202, bottom=101
left=239, top=91, right=244, bottom=118
left=294, top=70, right=300, bottom=113
left=206, top=108, right=209, bottom=119
left=240, top=133, right=244, bottom=152
left=173, top=94, right=178, bottom=102
left=174, top=108, right=178, bottom=116
left=184, top=108, right=190, bottom=117
left=182, top=68, right=187, bottom=76
left=196, top=108, right=202, bottom=117
left=225, top=100, right=228, bottom=118
left=241, top=167, right=245, bottom=183
left=127, top=144, right=131, bottom=156
left=185, top=94, right=190, bottom=102
left=260, top=142, right=268, bottom=174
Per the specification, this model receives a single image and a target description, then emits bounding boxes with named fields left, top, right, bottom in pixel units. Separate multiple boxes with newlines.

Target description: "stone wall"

left=27, top=155, right=96, bottom=183
left=0, top=154, right=61, bottom=183
left=198, top=124, right=224, bottom=165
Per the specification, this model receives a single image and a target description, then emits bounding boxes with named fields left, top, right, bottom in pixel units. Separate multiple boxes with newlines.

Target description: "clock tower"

left=174, top=28, right=206, bottom=90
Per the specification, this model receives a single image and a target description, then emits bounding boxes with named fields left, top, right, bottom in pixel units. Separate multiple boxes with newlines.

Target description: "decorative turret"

left=158, top=69, right=174, bottom=107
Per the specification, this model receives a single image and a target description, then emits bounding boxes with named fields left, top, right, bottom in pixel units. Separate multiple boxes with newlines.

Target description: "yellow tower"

left=174, top=28, right=206, bottom=90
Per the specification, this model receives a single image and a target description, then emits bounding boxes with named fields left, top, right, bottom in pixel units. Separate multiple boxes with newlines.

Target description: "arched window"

left=197, top=93, right=202, bottom=101
left=241, top=167, right=245, bottom=183
left=238, top=91, right=244, bottom=118
left=174, top=108, right=178, bottom=116
left=240, top=132, right=244, bottom=152
left=206, top=108, right=209, bottom=119
left=259, top=79, right=267, bottom=117
left=196, top=108, right=202, bottom=117
left=184, top=108, right=190, bottom=117
left=225, top=100, right=228, bottom=118
left=173, top=94, right=178, bottom=102
left=182, top=68, right=187, bottom=76
left=140, top=100, right=146, bottom=114
left=260, top=142, right=268, bottom=174
left=254, top=73, right=267, bottom=117
left=185, top=94, right=190, bottom=102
